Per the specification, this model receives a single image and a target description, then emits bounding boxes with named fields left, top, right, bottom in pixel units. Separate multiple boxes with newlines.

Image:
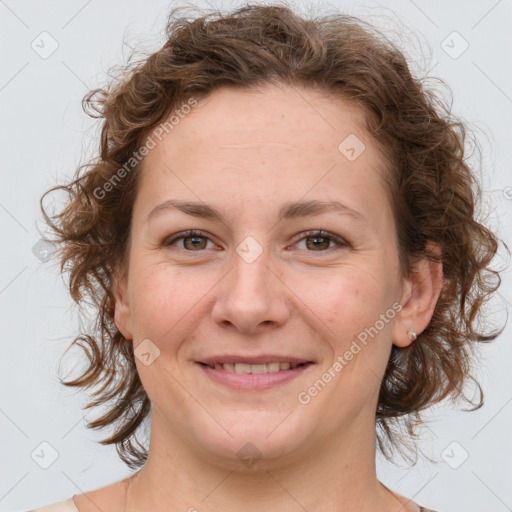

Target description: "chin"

left=185, top=408, right=313, bottom=470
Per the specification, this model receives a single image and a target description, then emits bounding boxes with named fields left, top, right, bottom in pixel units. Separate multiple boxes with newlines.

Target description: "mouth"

left=196, top=355, right=314, bottom=390
left=200, top=361, right=309, bottom=373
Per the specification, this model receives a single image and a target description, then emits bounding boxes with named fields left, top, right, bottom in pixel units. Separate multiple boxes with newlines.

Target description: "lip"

left=196, top=358, right=314, bottom=391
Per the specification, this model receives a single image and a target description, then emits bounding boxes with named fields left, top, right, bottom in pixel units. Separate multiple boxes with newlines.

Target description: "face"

left=114, top=84, right=416, bottom=469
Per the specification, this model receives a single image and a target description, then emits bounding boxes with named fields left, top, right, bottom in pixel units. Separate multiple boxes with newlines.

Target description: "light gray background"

left=1, top=1, right=511, bottom=511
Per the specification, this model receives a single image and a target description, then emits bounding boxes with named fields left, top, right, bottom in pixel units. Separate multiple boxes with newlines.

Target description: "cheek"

left=292, top=265, right=389, bottom=330
left=128, top=262, right=202, bottom=341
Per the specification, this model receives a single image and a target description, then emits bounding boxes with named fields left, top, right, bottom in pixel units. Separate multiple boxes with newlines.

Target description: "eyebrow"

left=146, top=199, right=367, bottom=224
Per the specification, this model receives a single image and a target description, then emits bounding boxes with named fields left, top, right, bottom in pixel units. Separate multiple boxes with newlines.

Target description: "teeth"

left=210, top=362, right=304, bottom=373
left=250, top=364, right=267, bottom=374
left=234, top=363, right=251, bottom=374
left=267, top=362, right=280, bottom=373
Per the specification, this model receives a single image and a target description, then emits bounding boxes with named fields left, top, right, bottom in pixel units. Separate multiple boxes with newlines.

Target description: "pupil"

left=186, top=236, right=205, bottom=250
left=307, top=236, right=329, bottom=250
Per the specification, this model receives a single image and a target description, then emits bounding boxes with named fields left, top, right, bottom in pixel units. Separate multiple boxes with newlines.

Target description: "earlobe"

left=392, top=242, right=443, bottom=348
left=113, top=267, right=133, bottom=341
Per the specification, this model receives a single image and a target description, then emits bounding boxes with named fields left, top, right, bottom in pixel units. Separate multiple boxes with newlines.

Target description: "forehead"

left=135, top=84, right=393, bottom=229
left=164, top=84, right=370, bottom=150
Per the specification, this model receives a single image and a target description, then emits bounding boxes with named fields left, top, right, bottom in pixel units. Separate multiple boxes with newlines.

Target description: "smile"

left=204, top=362, right=305, bottom=373
left=196, top=357, right=314, bottom=391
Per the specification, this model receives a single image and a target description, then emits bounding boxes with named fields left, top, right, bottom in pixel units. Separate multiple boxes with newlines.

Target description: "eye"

left=163, top=230, right=217, bottom=251
left=291, top=230, right=348, bottom=252
left=162, top=229, right=348, bottom=253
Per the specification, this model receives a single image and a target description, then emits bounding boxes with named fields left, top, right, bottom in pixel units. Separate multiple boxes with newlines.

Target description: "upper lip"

left=198, top=354, right=313, bottom=365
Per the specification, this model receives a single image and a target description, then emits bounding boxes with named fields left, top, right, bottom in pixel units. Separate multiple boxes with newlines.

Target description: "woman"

left=31, top=3, right=505, bottom=511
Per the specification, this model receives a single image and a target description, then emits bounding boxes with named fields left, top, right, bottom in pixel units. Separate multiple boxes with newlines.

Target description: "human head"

left=41, top=3, right=504, bottom=469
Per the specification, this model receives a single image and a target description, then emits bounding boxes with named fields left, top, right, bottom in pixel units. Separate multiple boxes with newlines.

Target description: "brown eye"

left=294, top=230, right=347, bottom=252
left=163, top=230, right=214, bottom=251
left=306, top=235, right=332, bottom=251
left=183, top=235, right=208, bottom=250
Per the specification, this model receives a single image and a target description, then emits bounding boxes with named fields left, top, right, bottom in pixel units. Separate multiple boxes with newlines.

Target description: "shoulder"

left=26, top=497, right=79, bottom=512
left=26, top=475, right=128, bottom=512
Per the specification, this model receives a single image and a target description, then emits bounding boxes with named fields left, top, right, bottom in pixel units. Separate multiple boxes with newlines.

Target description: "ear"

left=113, top=263, right=133, bottom=341
left=392, top=241, right=444, bottom=348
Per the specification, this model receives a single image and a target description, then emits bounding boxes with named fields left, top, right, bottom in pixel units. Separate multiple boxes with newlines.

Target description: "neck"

left=126, top=407, right=408, bottom=512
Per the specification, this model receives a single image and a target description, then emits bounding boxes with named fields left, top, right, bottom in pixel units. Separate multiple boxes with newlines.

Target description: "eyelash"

left=162, top=229, right=348, bottom=253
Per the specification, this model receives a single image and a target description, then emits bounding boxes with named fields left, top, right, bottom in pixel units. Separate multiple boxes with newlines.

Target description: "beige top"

left=26, top=497, right=438, bottom=511
left=28, top=497, right=79, bottom=512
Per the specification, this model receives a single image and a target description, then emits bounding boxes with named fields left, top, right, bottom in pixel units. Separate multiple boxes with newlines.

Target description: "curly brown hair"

left=40, top=3, right=507, bottom=469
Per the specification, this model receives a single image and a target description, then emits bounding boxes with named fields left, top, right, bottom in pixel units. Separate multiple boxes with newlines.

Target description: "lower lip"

left=197, top=363, right=313, bottom=391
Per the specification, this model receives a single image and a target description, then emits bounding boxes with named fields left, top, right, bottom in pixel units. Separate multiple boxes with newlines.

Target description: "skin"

left=73, top=83, right=443, bottom=512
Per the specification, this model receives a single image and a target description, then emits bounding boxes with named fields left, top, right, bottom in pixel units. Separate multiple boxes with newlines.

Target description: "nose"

left=210, top=247, right=291, bottom=334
